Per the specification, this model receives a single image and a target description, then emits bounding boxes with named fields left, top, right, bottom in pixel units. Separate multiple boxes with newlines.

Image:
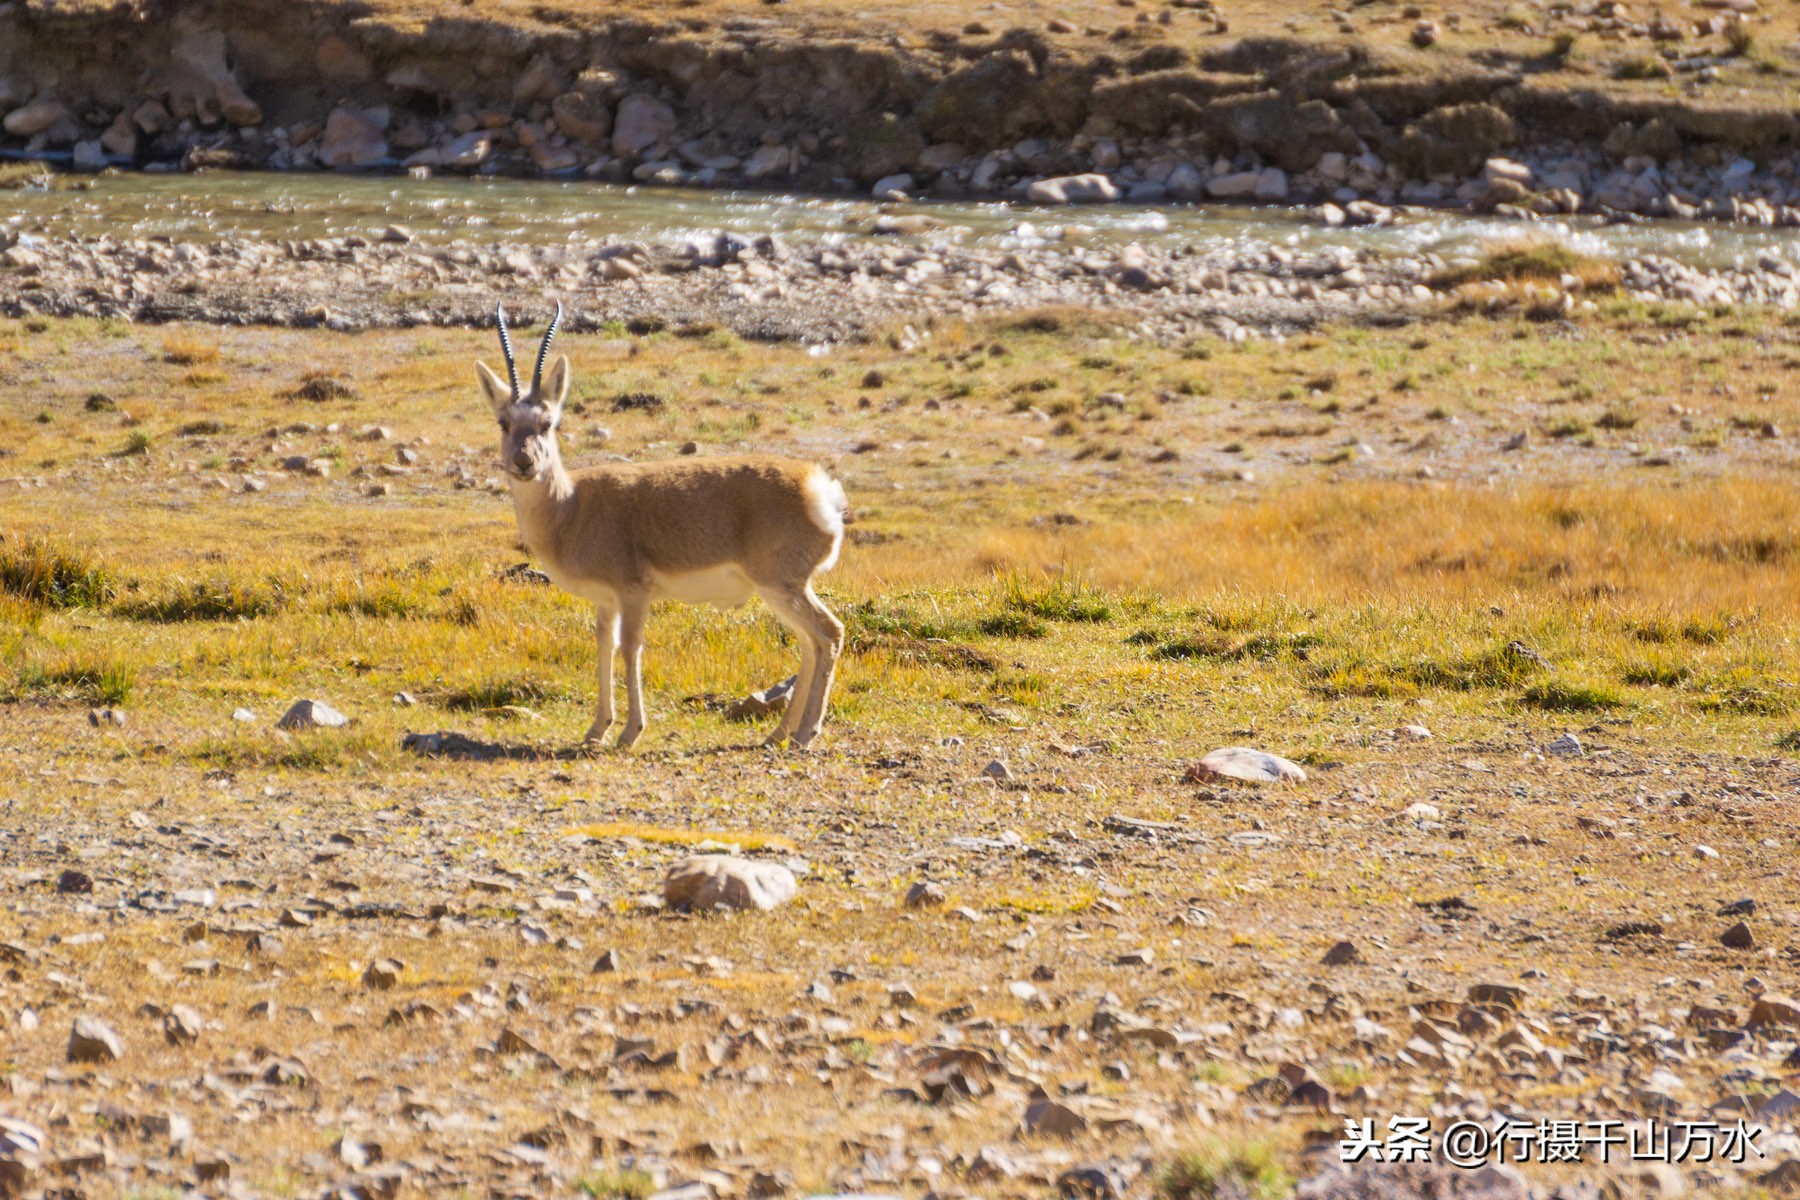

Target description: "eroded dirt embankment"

left=5, top=0, right=1800, bottom=206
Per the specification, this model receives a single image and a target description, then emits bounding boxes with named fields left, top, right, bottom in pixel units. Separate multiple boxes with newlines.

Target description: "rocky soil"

left=2, top=723, right=1799, bottom=1199
left=6, top=213, right=1800, bottom=340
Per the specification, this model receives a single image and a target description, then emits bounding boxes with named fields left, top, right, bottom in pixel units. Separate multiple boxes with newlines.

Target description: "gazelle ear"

left=476, top=361, right=512, bottom=415
left=541, top=354, right=571, bottom=417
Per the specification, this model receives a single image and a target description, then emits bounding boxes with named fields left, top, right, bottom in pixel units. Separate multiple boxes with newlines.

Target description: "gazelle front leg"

left=615, top=595, right=650, bottom=749
left=584, top=602, right=619, bottom=744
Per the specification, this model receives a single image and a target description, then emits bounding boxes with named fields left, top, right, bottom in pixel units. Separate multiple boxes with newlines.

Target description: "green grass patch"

left=1519, top=678, right=1624, bottom=712
left=1622, top=657, right=1693, bottom=687
left=1148, top=631, right=1318, bottom=663
left=1397, top=642, right=1548, bottom=691
left=1629, top=614, right=1739, bottom=645
left=997, top=571, right=1113, bottom=623
left=1160, top=1135, right=1293, bottom=1200
left=116, top=576, right=289, bottom=621
left=976, top=611, right=1050, bottom=639
left=844, top=597, right=972, bottom=646
left=5, top=654, right=134, bottom=706
left=1694, top=684, right=1794, bottom=716
left=576, top=1167, right=657, bottom=1200
left=1311, top=665, right=1420, bottom=700
left=440, top=678, right=566, bottom=711
left=322, top=576, right=437, bottom=620
left=0, top=538, right=119, bottom=609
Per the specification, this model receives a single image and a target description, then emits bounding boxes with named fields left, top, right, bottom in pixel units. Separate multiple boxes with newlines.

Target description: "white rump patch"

left=806, top=467, right=848, bottom=571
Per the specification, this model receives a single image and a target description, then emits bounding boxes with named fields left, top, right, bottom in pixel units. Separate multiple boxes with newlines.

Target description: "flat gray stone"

left=68, top=1015, right=123, bottom=1063
left=663, top=855, right=796, bottom=912
left=277, top=699, right=348, bottom=731
left=1193, top=747, right=1306, bottom=784
left=1545, top=732, right=1583, bottom=757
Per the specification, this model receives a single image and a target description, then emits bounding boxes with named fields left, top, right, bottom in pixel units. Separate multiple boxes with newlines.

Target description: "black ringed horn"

left=532, top=301, right=565, bottom=396
left=496, top=304, right=521, bottom=401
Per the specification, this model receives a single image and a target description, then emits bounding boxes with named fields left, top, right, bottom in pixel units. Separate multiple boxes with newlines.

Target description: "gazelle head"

left=477, top=302, right=569, bottom=483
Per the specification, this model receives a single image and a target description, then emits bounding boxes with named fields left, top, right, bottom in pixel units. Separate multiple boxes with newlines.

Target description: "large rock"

left=100, top=113, right=138, bottom=157
left=133, top=99, right=171, bottom=135
left=513, top=54, right=563, bottom=107
left=870, top=172, right=915, bottom=198
left=1206, top=92, right=1357, bottom=172
left=611, top=94, right=676, bottom=158
left=1207, top=170, right=1261, bottom=198
left=1190, top=747, right=1307, bottom=784
left=919, top=141, right=966, bottom=172
left=442, top=131, right=493, bottom=169
left=170, top=23, right=262, bottom=127
left=663, top=855, right=796, bottom=912
left=1166, top=162, right=1206, bottom=201
left=318, top=108, right=387, bottom=168
left=529, top=141, right=578, bottom=173
left=277, top=699, right=348, bottom=731
left=3, top=99, right=70, bottom=138
left=1020, top=1099, right=1088, bottom=1137
left=551, top=90, right=611, bottom=146
left=1253, top=167, right=1289, bottom=200
left=1027, top=174, right=1120, bottom=204
left=315, top=35, right=374, bottom=82
left=1605, top=117, right=1682, bottom=162
left=1749, top=993, right=1800, bottom=1028
left=1394, top=102, right=1518, bottom=179
left=843, top=111, right=926, bottom=184
left=917, top=52, right=1041, bottom=147
left=1483, top=156, right=1534, bottom=187
left=743, top=143, right=792, bottom=180
left=68, top=1016, right=123, bottom=1063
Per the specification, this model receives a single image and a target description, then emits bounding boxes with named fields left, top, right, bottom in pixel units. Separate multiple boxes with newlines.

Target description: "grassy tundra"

left=2, top=304, right=1799, bottom=1196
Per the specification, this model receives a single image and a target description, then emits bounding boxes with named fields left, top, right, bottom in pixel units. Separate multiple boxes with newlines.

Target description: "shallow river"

left=6, top=169, right=1800, bottom=269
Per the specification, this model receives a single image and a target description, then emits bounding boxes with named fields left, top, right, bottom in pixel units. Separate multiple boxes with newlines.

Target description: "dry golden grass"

left=1431, top=239, right=1623, bottom=293
left=571, top=822, right=799, bottom=852
left=159, top=333, right=221, bottom=366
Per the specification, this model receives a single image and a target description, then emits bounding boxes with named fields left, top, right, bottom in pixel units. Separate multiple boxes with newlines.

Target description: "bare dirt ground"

left=3, top=308, right=1800, bottom=1198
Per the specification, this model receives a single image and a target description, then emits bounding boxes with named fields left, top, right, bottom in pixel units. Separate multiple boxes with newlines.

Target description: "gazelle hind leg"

left=584, top=602, right=619, bottom=743
left=615, top=596, right=650, bottom=749
left=762, top=584, right=842, bottom=748
left=790, top=586, right=843, bottom=746
left=757, top=586, right=817, bottom=746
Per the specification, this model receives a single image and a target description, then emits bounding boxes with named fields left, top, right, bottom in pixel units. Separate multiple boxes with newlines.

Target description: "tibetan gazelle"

left=477, top=304, right=848, bottom=749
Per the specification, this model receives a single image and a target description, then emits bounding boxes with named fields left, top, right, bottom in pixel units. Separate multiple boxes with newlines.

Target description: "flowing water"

left=7, top=169, right=1800, bottom=269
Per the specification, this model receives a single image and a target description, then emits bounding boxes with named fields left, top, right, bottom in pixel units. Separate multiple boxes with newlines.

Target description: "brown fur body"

left=478, top=347, right=846, bottom=749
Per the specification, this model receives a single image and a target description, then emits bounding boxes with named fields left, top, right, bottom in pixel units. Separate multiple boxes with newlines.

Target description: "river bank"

left=10, top=0, right=1800, bottom=238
